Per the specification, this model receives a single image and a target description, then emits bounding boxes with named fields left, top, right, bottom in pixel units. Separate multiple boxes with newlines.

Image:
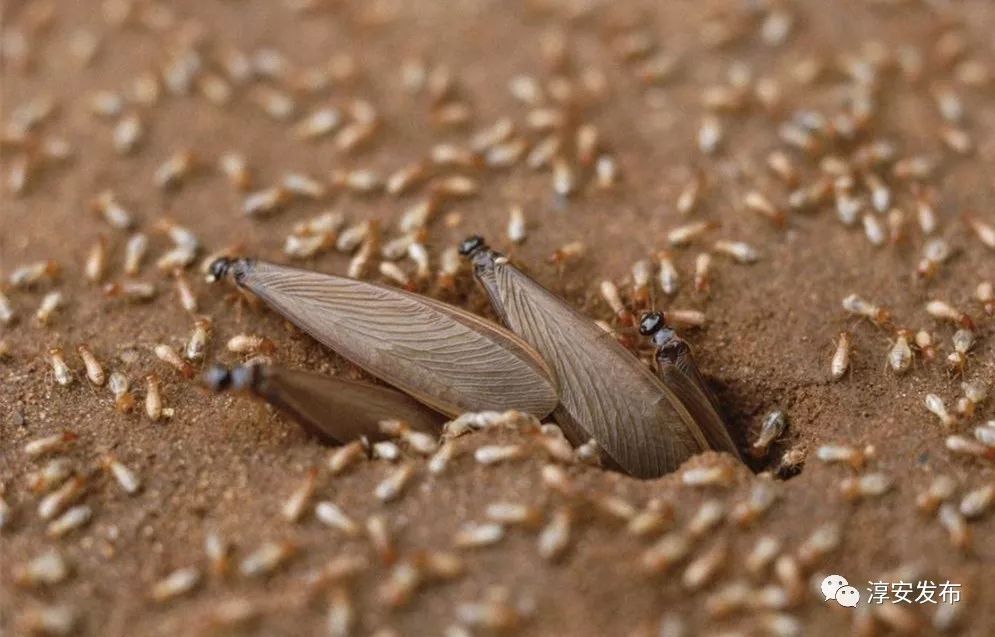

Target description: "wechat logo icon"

left=822, top=574, right=860, bottom=608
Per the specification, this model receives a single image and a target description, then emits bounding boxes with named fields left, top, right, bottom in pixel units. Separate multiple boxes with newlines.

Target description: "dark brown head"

left=458, top=235, right=503, bottom=275
left=639, top=312, right=677, bottom=349
left=206, top=257, right=254, bottom=284
left=202, top=364, right=260, bottom=392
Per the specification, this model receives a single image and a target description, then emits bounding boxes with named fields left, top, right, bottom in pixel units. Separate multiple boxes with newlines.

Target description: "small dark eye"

left=458, top=235, right=485, bottom=257
left=638, top=312, right=664, bottom=336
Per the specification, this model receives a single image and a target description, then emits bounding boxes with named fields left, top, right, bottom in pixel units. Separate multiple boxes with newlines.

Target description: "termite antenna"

left=458, top=235, right=488, bottom=257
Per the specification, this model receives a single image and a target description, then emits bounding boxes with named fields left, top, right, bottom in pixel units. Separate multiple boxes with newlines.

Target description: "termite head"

left=202, top=363, right=260, bottom=393
left=206, top=257, right=253, bottom=284
left=638, top=312, right=677, bottom=348
left=458, top=235, right=488, bottom=258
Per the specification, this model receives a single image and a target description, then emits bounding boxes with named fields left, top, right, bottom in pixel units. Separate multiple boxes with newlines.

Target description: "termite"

left=203, top=364, right=443, bottom=443
left=888, top=329, right=913, bottom=374
left=461, top=237, right=737, bottom=477
left=208, top=257, right=558, bottom=419
left=639, top=312, right=741, bottom=460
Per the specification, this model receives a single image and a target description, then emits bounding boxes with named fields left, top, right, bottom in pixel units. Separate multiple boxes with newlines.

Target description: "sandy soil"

left=2, top=0, right=994, bottom=635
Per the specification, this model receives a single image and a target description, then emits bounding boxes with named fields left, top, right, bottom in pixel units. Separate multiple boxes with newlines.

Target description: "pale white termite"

left=185, top=317, right=211, bottom=361
left=0, top=290, right=14, bottom=325
left=155, top=343, right=193, bottom=378
left=374, top=463, right=416, bottom=502
left=24, top=432, right=77, bottom=458
left=925, top=394, right=956, bottom=428
left=507, top=206, right=526, bottom=244
left=76, top=345, right=105, bottom=386
left=938, top=503, right=970, bottom=550
left=124, top=233, right=148, bottom=275
left=154, top=150, right=196, bottom=189
left=27, top=458, right=73, bottom=494
left=243, top=186, right=289, bottom=217
left=687, top=499, right=726, bottom=537
left=49, top=348, right=74, bottom=386
left=957, top=380, right=988, bottom=418
left=641, top=531, right=691, bottom=573
left=842, top=293, right=890, bottom=325
left=294, top=107, right=342, bottom=140
left=19, top=605, right=78, bottom=636
left=682, top=465, right=734, bottom=488
left=713, top=240, right=759, bottom=264
left=657, top=252, right=679, bottom=296
left=474, top=445, right=526, bottom=465
left=926, top=300, right=974, bottom=329
left=916, top=475, right=957, bottom=514
left=151, top=567, right=201, bottom=602
left=315, top=502, right=360, bottom=536
left=219, top=152, right=252, bottom=191
left=840, top=473, right=893, bottom=500
left=682, top=541, right=727, bottom=591
left=145, top=374, right=163, bottom=421
left=102, top=455, right=141, bottom=495
left=454, top=522, right=505, bottom=548
left=328, top=440, right=366, bottom=475
left=113, top=113, right=144, bottom=154
left=698, top=115, right=723, bottom=154
left=84, top=238, right=107, bottom=283
left=862, top=213, right=886, bottom=247
left=946, top=435, right=994, bottom=461
left=888, top=329, right=913, bottom=374
left=282, top=469, right=317, bottom=522
left=485, top=502, right=542, bottom=528
left=14, top=549, right=70, bottom=587
left=239, top=541, right=296, bottom=577
left=964, top=214, right=995, bottom=250
left=283, top=173, right=327, bottom=199
left=694, top=253, right=712, bottom=292
left=959, top=484, right=994, bottom=519
left=744, top=191, right=785, bottom=225
left=830, top=331, right=851, bottom=381
left=47, top=504, right=92, bottom=537
left=976, top=281, right=994, bottom=315
left=668, top=221, right=716, bottom=247
left=815, top=445, right=865, bottom=469
left=34, top=291, right=62, bottom=325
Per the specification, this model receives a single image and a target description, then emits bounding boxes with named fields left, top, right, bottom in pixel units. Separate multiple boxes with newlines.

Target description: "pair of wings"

left=233, top=260, right=559, bottom=419
left=477, top=260, right=737, bottom=478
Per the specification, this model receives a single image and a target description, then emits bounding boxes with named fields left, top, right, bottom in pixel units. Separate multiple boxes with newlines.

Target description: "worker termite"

left=693, top=253, right=712, bottom=293
left=76, top=344, right=106, bottom=386
left=957, top=381, right=987, bottom=419
left=976, top=281, right=993, bottom=315
left=667, top=221, right=717, bottom=247
left=226, top=334, right=276, bottom=356
left=926, top=300, right=974, bottom=329
left=108, top=371, right=135, bottom=413
left=751, top=410, right=787, bottom=457
left=963, top=214, right=995, bottom=250
left=959, top=484, right=993, bottom=520
left=113, top=112, right=144, bottom=154
left=281, top=469, right=317, bottom=522
left=698, top=115, right=723, bottom=154
left=657, top=252, right=679, bottom=296
left=917, top=238, right=953, bottom=279
left=887, top=329, right=913, bottom=374
left=730, top=481, right=779, bottom=526
left=947, top=329, right=975, bottom=374
left=682, top=541, right=727, bottom=591
left=84, top=237, right=107, bottom=283
left=925, top=394, right=956, bottom=428
left=815, top=444, right=865, bottom=470
left=49, top=348, right=74, bottom=385
left=239, top=540, right=297, bottom=577
left=937, top=503, right=971, bottom=550
left=830, top=331, right=851, bottom=381
left=744, top=191, right=785, bottom=225
left=185, top=317, right=211, bottom=361
left=14, top=549, right=70, bottom=588
left=282, top=173, right=327, bottom=200
left=35, top=291, right=63, bottom=325
left=294, top=107, right=342, bottom=140
left=151, top=566, right=201, bottom=602
left=153, top=150, right=196, bottom=189
left=713, top=240, right=760, bottom=264
left=38, top=476, right=86, bottom=520
left=840, top=473, right=893, bottom=501
left=914, top=330, right=936, bottom=361
left=27, top=459, right=73, bottom=494
left=155, top=343, right=194, bottom=378
left=916, top=475, right=957, bottom=515
left=145, top=374, right=163, bottom=421
left=641, top=531, right=691, bottom=574
left=315, top=501, right=360, bottom=536
left=842, top=293, right=891, bottom=327
left=375, top=462, right=416, bottom=502
left=10, top=260, right=60, bottom=288
left=218, top=152, right=252, bottom=191
left=24, top=432, right=77, bottom=459
left=243, top=186, right=289, bottom=217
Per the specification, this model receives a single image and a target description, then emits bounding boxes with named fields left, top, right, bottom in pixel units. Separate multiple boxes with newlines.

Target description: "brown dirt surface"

left=2, top=0, right=994, bottom=635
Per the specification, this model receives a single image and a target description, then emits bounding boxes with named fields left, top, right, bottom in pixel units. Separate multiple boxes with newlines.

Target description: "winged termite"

left=637, top=312, right=741, bottom=459
left=207, top=257, right=558, bottom=419
left=203, top=364, right=444, bottom=443
left=459, top=236, right=738, bottom=478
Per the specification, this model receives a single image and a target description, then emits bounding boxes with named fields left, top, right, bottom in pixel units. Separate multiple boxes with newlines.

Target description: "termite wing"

left=637, top=312, right=741, bottom=459
left=203, top=364, right=445, bottom=443
left=459, top=236, right=740, bottom=478
left=208, top=257, right=558, bottom=419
